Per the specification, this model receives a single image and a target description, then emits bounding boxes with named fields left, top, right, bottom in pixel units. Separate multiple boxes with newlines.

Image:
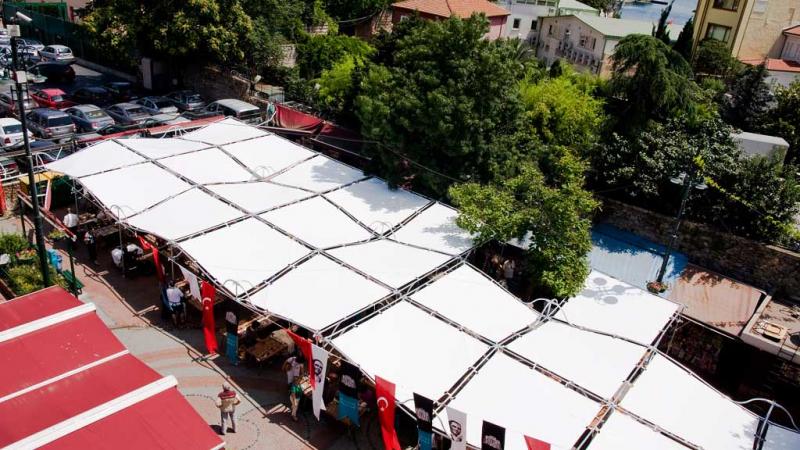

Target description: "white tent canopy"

left=119, top=138, right=209, bottom=159
left=764, top=423, right=800, bottom=450
left=390, top=203, right=474, bottom=255
left=179, top=117, right=268, bottom=145
left=270, top=155, right=365, bottom=193
left=222, top=134, right=315, bottom=174
left=159, top=148, right=254, bottom=184
left=48, top=140, right=145, bottom=178
left=507, top=320, right=647, bottom=399
left=206, top=182, right=311, bottom=213
left=620, top=354, right=759, bottom=450
left=249, top=254, right=391, bottom=331
left=331, top=301, right=489, bottom=403
left=410, top=264, right=538, bottom=342
left=556, top=271, right=680, bottom=345
left=589, top=412, right=689, bottom=450
left=439, top=352, right=601, bottom=450
left=325, top=178, right=431, bottom=233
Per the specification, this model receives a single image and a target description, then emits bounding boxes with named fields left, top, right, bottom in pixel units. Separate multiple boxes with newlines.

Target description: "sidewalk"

left=1, top=215, right=377, bottom=449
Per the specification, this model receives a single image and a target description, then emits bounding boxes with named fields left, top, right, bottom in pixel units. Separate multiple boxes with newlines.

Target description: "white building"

left=732, top=131, right=790, bottom=163
left=497, top=0, right=599, bottom=43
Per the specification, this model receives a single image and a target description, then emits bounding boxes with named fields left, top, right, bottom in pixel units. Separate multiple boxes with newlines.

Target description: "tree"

left=693, top=38, right=739, bottom=79
left=580, top=0, right=614, bottom=13
left=723, top=64, right=772, bottom=130
left=324, top=0, right=390, bottom=21
left=610, top=34, right=696, bottom=126
left=653, top=1, right=673, bottom=44
left=355, top=15, right=526, bottom=196
left=450, top=149, right=598, bottom=298
left=296, top=33, right=375, bottom=78
left=673, top=15, right=694, bottom=61
left=762, top=80, right=800, bottom=164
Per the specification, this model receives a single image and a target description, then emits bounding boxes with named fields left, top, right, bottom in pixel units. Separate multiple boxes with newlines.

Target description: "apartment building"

left=497, top=0, right=599, bottom=43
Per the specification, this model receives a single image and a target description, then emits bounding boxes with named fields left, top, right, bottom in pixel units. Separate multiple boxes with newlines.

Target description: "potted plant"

left=646, top=280, right=668, bottom=294
left=48, top=230, right=68, bottom=241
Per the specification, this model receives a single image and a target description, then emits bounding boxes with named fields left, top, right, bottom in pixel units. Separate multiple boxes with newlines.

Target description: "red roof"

left=0, top=287, right=222, bottom=450
left=392, top=0, right=510, bottom=18
left=784, top=25, right=800, bottom=36
left=765, top=58, right=800, bottom=73
left=40, top=88, right=67, bottom=96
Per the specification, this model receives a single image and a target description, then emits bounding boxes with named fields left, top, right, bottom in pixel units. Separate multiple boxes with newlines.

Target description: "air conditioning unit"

left=761, top=321, right=788, bottom=342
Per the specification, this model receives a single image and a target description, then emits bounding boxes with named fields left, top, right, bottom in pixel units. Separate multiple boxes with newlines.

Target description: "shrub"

left=0, top=233, right=29, bottom=256
left=5, top=264, right=67, bottom=295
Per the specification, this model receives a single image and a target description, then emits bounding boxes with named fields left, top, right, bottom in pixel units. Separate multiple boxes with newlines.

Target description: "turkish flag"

left=200, top=281, right=218, bottom=355
left=287, top=329, right=312, bottom=365
left=138, top=236, right=165, bottom=284
left=375, top=376, right=401, bottom=450
left=524, top=436, right=551, bottom=450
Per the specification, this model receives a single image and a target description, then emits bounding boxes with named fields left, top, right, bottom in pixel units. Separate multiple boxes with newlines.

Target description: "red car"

left=31, top=88, right=76, bottom=109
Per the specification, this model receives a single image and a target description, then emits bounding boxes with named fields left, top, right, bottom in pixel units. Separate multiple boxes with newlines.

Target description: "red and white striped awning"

left=0, top=286, right=223, bottom=450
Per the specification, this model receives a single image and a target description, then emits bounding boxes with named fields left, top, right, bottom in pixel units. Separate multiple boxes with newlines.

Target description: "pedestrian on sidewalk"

left=216, top=383, right=240, bottom=435
left=165, top=282, right=186, bottom=328
left=289, top=376, right=303, bottom=422
left=83, top=228, right=98, bottom=265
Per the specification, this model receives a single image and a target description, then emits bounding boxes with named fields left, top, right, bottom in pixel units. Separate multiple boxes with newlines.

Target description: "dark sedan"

left=29, top=62, right=76, bottom=83
left=65, top=104, right=116, bottom=132
left=69, top=87, right=115, bottom=107
left=104, top=103, right=151, bottom=126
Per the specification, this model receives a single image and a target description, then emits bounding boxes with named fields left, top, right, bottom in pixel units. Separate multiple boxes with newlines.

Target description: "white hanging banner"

left=310, top=343, right=328, bottom=420
left=179, top=265, right=201, bottom=300
left=446, top=406, right=468, bottom=450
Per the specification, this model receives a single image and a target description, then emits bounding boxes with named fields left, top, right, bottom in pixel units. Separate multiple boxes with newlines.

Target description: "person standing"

left=63, top=208, right=79, bottom=236
left=216, top=383, right=240, bottom=435
left=165, top=282, right=185, bottom=327
left=502, top=258, right=516, bottom=289
left=289, top=377, right=303, bottom=422
left=282, top=354, right=304, bottom=387
left=83, top=229, right=98, bottom=265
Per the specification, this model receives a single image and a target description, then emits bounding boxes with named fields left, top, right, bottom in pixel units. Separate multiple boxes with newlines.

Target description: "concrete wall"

left=499, top=0, right=553, bottom=41
left=596, top=197, right=800, bottom=295
left=736, top=0, right=800, bottom=60
left=536, top=16, right=608, bottom=76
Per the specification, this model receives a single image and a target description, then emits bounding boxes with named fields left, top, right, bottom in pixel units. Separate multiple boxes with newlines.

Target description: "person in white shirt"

left=126, top=243, right=143, bottom=256
left=165, top=282, right=185, bottom=327
left=62, top=208, right=79, bottom=234
left=110, top=247, right=124, bottom=269
left=283, top=355, right=305, bottom=386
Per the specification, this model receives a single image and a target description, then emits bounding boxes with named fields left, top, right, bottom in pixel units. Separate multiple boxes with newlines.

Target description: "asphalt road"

left=0, top=62, right=121, bottom=96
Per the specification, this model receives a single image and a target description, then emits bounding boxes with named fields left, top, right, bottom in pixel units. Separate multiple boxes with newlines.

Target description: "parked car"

left=0, top=90, right=37, bottom=116
left=38, top=45, right=74, bottom=62
left=31, top=88, right=75, bottom=109
left=104, top=81, right=135, bottom=102
left=0, top=156, right=19, bottom=180
left=135, top=96, right=178, bottom=115
left=0, top=118, right=25, bottom=149
left=203, top=99, right=261, bottom=125
left=69, top=86, right=114, bottom=106
left=166, top=90, right=205, bottom=112
left=17, top=140, right=72, bottom=173
left=25, top=108, right=76, bottom=141
left=64, top=104, right=115, bottom=132
left=29, top=62, right=76, bottom=83
left=0, top=29, right=10, bottom=46
left=17, top=38, right=44, bottom=53
left=105, top=103, right=151, bottom=126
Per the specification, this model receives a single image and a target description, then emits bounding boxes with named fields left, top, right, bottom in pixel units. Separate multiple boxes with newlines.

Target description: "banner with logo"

left=200, top=280, right=218, bottom=355
left=414, top=393, right=434, bottom=450
left=446, top=406, right=467, bottom=450
left=524, top=435, right=551, bottom=450
left=481, top=421, right=505, bottom=450
left=338, top=360, right=360, bottom=426
left=225, top=310, right=238, bottom=365
left=375, top=376, right=401, bottom=450
left=310, top=343, right=328, bottom=420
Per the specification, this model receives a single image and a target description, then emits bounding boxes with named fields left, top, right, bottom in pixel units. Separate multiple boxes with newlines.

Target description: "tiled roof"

left=392, top=0, right=510, bottom=18
left=765, top=58, right=800, bottom=73
left=784, top=24, right=800, bottom=36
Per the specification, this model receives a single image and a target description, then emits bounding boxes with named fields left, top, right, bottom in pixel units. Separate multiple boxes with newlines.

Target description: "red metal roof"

left=765, top=58, right=800, bottom=73
left=392, top=0, right=510, bottom=18
left=0, top=287, right=222, bottom=450
left=784, top=25, right=800, bottom=36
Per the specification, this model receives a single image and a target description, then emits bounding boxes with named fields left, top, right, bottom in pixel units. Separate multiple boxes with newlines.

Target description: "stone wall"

left=183, top=65, right=250, bottom=103
left=596, top=197, right=800, bottom=295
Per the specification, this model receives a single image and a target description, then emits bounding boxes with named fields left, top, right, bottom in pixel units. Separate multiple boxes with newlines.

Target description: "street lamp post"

left=9, top=14, right=51, bottom=287
left=655, top=171, right=707, bottom=284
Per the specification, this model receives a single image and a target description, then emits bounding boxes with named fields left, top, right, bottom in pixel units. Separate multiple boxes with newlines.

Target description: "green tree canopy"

left=296, top=33, right=375, bottom=78
left=762, top=80, right=800, bottom=164
left=450, top=148, right=598, bottom=298
left=673, top=15, right=694, bottom=60
left=693, top=38, right=739, bottom=79
left=653, top=1, right=673, bottom=44
left=324, top=0, right=390, bottom=20
left=723, top=63, right=772, bottom=130
left=355, top=15, right=526, bottom=196
left=610, top=34, right=696, bottom=126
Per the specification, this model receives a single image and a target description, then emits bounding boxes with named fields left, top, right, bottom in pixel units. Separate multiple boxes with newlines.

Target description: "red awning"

left=0, top=287, right=223, bottom=450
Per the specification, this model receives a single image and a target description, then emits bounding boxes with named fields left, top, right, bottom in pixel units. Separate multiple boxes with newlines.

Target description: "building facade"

left=391, top=0, right=510, bottom=40
left=536, top=15, right=652, bottom=77
left=692, top=0, right=800, bottom=61
left=497, top=0, right=599, bottom=43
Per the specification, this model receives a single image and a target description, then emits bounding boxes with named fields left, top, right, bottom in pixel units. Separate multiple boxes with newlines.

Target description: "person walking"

left=83, top=229, right=98, bottom=265
left=289, top=376, right=303, bottom=422
left=216, top=383, right=240, bottom=435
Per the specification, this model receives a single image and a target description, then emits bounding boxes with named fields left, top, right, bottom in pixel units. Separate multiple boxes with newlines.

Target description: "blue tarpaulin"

left=589, top=223, right=688, bottom=296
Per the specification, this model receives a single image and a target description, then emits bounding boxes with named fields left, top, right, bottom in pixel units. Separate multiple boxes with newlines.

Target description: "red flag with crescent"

left=525, top=436, right=551, bottom=450
left=375, top=376, right=401, bottom=450
left=287, top=329, right=312, bottom=375
left=200, top=280, right=218, bottom=355
left=138, top=236, right=165, bottom=284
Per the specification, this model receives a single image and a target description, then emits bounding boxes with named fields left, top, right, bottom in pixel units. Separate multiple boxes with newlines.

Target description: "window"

left=579, top=35, right=588, bottom=47
left=531, top=19, right=538, bottom=31
left=705, top=23, right=732, bottom=42
left=512, top=18, right=521, bottom=30
left=548, top=24, right=553, bottom=36
left=713, top=0, right=739, bottom=10
left=591, top=37, right=597, bottom=50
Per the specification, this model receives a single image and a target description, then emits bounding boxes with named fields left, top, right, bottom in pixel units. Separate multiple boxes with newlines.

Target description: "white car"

left=0, top=28, right=9, bottom=46
left=39, top=45, right=74, bottom=62
left=0, top=118, right=26, bottom=148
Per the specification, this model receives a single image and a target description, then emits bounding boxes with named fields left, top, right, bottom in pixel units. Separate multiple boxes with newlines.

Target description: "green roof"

left=572, top=14, right=652, bottom=38
left=557, top=0, right=598, bottom=12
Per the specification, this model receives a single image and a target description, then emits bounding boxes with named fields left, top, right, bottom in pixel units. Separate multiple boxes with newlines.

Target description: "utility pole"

left=10, top=14, right=51, bottom=287
left=655, top=171, right=707, bottom=284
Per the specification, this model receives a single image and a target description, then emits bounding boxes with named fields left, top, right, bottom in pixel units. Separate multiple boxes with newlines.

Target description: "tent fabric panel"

left=46, top=140, right=145, bottom=178
left=0, top=354, right=161, bottom=447
left=588, top=412, right=690, bottom=450
left=0, top=286, right=82, bottom=331
left=327, top=239, right=452, bottom=289
left=118, top=138, right=210, bottom=159
left=249, top=254, right=391, bottom=331
left=620, top=354, right=758, bottom=450
left=159, top=148, right=254, bottom=184
left=763, top=423, right=800, bottom=450
left=78, top=163, right=192, bottom=219
left=179, top=117, right=268, bottom=145
left=439, top=352, right=600, bottom=450
left=270, top=155, right=365, bottom=193
left=0, top=314, right=127, bottom=399
left=556, top=271, right=680, bottom=345
left=179, top=218, right=310, bottom=291
left=508, top=321, right=647, bottom=399
left=331, top=301, right=488, bottom=403
left=126, top=188, right=244, bottom=241
left=222, top=134, right=316, bottom=174
left=260, top=196, right=373, bottom=249
left=390, top=203, right=474, bottom=255
left=410, top=265, right=538, bottom=342
left=207, top=182, right=312, bottom=213
left=39, top=389, right=223, bottom=450
left=325, top=178, right=431, bottom=232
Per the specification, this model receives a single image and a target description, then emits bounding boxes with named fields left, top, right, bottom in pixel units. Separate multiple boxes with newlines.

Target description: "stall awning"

left=588, top=412, right=689, bottom=450
left=325, top=178, right=431, bottom=233
left=0, top=287, right=222, bottom=450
